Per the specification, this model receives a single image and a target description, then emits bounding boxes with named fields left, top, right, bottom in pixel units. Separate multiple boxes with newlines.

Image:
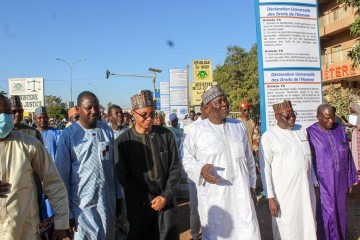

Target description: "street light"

left=56, top=58, right=86, bottom=107
left=88, top=82, right=105, bottom=95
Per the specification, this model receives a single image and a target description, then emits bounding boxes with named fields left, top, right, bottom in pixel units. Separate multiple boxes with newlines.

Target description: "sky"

left=1, top=0, right=257, bottom=109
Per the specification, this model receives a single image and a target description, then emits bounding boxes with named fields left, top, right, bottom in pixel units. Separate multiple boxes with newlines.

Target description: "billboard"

left=8, top=77, right=45, bottom=113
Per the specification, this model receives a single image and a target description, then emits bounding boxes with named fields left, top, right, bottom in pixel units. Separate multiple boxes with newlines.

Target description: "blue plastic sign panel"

left=255, top=0, right=322, bottom=133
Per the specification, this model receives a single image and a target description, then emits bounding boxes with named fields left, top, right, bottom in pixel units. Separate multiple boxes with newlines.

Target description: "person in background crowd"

left=238, top=102, right=260, bottom=157
left=123, top=112, right=134, bottom=128
left=107, top=104, right=129, bottom=239
left=346, top=102, right=360, bottom=171
left=260, top=100, right=317, bottom=240
left=167, top=112, right=184, bottom=150
left=182, top=110, right=195, bottom=128
left=9, top=95, right=44, bottom=214
left=115, top=90, right=180, bottom=240
left=55, top=91, right=119, bottom=239
left=182, top=85, right=260, bottom=240
left=108, top=105, right=127, bottom=139
left=194, top=112, right=201, bottom=121
left=332, top=106, right=343, bottom=126
left=34, top=106, right=60, bottom=161
left=34, top=106, right=61, bottom=221
left=181, top=101, right=208, bottom=240
left=48, top=118, right=56, bottom=128
left=0, top=94, right=69, bottom=240
left=56, top=118, right=67, bottom=131
left=10, top=96, right=43, bottom=142
left=307, top=103, right=358, bottom=240
left=153, top=112, right=166, bottom=127
left=66, top=107, right=80, bottom=128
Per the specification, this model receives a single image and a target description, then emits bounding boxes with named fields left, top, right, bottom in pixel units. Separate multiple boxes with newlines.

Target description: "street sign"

left=192, top=60, right=213, bottom=82
left=8, top=77, right=45, bottom=113
left=191, top=81, right=216, bottom=105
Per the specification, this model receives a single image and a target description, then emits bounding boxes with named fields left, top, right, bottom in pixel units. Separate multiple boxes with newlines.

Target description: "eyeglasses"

left=12, top=109, right=24, bottom=114
left=133, top=110, right=155, bottom=120
left=279, top=111, right=297, bottom=120
left=242, top=109, right=249, bottom=112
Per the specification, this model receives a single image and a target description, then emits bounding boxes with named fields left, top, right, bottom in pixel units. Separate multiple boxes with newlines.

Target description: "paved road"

left=178, top=183, right=360, bottom=240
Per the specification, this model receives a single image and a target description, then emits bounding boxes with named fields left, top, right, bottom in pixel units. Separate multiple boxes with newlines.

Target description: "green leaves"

left=45, top=95, right=68, bottom=120
left=213, top=44, right=259, bottom=113
left=337, top=0, right=360, bottom=68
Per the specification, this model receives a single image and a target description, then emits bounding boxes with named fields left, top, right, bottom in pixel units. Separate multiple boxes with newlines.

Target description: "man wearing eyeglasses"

left=115, top=90, right=180, bottom=240
left=10, top=95, right=43, bottom=142
left=259, top=100, right=318, bottom=240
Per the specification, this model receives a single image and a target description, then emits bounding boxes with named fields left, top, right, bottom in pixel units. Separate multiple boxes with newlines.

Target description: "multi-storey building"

left=318, top=0, right=359, bottom=89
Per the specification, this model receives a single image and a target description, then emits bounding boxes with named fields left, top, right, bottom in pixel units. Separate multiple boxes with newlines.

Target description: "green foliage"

left=337, top=0, right=360, bottom=67
left=106, top=102, right=113, bottom=110
left=213, top=44, right=259, bottom=112
left=45, top=95, right=68, bottom=120
left=323, top=84, right=360, bottom=117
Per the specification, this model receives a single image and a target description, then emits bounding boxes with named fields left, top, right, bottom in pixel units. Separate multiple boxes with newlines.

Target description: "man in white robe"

left=182, top=85, right=260, bottom=240
left=259, top=100, right=317, bottom=240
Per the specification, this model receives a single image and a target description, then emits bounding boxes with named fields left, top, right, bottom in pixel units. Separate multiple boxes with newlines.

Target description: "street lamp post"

left=56, top=58, right=86, bottom=107
left=88, top=82, right=105, bottom=95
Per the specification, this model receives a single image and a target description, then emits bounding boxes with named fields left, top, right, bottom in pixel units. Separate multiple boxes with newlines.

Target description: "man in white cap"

left=259, top=100, right=317, bottom=240
left=182, top=85, right=260, bottom=240
left=167, top=112, right=184, bottom=151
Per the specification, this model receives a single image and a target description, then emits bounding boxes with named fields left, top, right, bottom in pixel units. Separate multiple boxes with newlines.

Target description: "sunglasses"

left=133, top=110, right=155, bottom=120
left=279, top=111, right=297, bottom=120
left=12, top=109, right=24, bottom=114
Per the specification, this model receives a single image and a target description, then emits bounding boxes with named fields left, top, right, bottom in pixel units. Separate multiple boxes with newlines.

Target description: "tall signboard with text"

left=8, top=77, right=45, bottom=113
left=169, top=69, right=188, bottom=119
left=191, top=60, right=213, bottom=106
left=255, top=0, right=322, bottom=132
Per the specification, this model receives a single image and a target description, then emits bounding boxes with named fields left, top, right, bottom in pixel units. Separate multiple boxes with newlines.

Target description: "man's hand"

left=68, top=218, right=77, bottom=233
left=268, top=198, right=280, bottom=217
left=151, top=196, right=167, bottom=212
left=0, top=182, right=11, bottom=198
left=200, top=164, right=218, bottom=184
left=250, top=188, right=257, bottom=204
left=53, top=229, right=68, bottom=240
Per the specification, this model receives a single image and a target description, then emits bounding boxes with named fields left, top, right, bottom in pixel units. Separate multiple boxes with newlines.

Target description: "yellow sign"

left=191, top=82, right=216, bottom=105
left=192, top=60, right=213, bottom=82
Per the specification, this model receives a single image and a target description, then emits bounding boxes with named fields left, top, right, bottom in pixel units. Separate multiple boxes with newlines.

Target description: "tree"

left=106, top=102, right=113, bottom=110
left=45, top=95, right=68, bottom=120
left=337, top=0, right=360, bottom=67
left=213, top=44, right=259, bottom=112
left=323, top=85, right=351, bottom=117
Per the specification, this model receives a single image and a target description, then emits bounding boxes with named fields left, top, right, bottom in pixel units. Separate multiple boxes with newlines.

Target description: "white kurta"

left=259, top=124, right=317, bottom=240
left=182, top=118, right=260, bottom=240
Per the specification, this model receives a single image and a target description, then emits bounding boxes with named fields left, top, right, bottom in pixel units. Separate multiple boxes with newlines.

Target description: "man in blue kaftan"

left=55, top=91, right=118, bottom=239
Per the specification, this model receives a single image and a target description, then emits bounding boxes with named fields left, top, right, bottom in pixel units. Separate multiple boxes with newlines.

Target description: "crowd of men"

left=0, top=84, right=358, bottom=240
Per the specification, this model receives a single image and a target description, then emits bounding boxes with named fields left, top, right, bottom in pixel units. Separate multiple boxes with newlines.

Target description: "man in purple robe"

left=307, top=103, right=358, bottom=240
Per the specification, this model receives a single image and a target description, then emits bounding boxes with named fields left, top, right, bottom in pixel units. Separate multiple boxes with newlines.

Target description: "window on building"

left=332, top=7, right=339, bottom=22
left=332, top=45, right=342, bottom=63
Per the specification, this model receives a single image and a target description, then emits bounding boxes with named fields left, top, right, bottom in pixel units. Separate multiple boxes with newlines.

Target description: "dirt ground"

left=177, top=179, right=360, bottom=240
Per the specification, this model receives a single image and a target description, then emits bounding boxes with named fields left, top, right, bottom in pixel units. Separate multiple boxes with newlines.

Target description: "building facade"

left=319, top=0, right=359, bottom=89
